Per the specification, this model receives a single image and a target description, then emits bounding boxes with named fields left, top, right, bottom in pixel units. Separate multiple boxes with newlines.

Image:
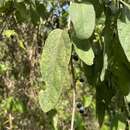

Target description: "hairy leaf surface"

left=39, top=29, right=71, bottom=112
left=69, top=2, right=95, bottom=39
left=73, top=39, right=94, bottom=65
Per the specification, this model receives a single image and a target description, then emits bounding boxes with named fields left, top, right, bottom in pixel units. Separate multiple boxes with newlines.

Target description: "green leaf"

left=83, top=64, right=96, bottom=85
left=117, top=3, right=130, bottom=62
left=83, top=0, right=103, bottom=18
left=39, top=29, right=72, bottom=112
left=0, top=0, right=14, bottom=13
left=69, top=2, right=95, bottom=39
left=2, top=29, right=17, bottom=38
left=30, top=5, right=40, bottom=25
left=117, top=121, right=126, bottom=130
left=0, top=63, right=8, bottom=74
left=16, top=0, right=24, bottom=2
left=101, top=125, right=109, bottom=130
left=35, top=1, right=47, bottom=19
left=0, top=0, right=4, bottom=8
left=100, top=54, right=108, bottom=82
left=96, top=96, right=105, bottom=127
left=126, top=93, right=130, bottom=102
left=15, top=2, right=30, bottom=22
left=111, top=62, right=130, bottom=96
left=96, top=86, right=104, bottom=127
left=73, top=39, right=94, bottom=65
left=53, top=114, right=59, bottom=130
left=83, top=95, right=92, bottom=108
left=75, top=113, right=85, bottom=130
left=103, top=26, right=130, bottom=96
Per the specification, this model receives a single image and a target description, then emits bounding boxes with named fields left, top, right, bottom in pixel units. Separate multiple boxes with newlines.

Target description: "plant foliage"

left=1, top=0, right=130, bottom=129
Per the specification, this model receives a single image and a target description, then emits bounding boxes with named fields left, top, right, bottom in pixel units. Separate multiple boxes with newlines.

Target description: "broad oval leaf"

left=73, top=39, right=94, bottom=65
left=39, top=29, right=71, bottom=112
left=69, top=2, right=95, bottom=39
left=117, top=3, right=130, bottom=62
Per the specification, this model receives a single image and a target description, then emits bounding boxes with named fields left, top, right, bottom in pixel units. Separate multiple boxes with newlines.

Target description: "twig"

left=119, top=0, right=130, bottom=7
left=9, top=113, right=13, bottom=130
left=70, top=86, right=76, bottom=130
left=70, top=55, right=76, bottom=130
left=68, top=1, right=76, bottom=129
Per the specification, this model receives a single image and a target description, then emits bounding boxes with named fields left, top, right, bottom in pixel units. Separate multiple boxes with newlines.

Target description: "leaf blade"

left=69, top=2, right=95, bottom=39
left=39, top=29, right=71, bottom=112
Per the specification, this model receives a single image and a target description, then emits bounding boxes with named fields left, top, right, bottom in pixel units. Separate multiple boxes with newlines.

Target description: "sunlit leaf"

left=83, top=95, right=92, bottom=108
left=126, top=93, right=130, bottom=102
left=69, top=2, right=95, bottom=39
left=3, top=30, right=17, bottom=38
left=117, top=121, right=126, bottom=130
left=117, top=3, right=130, bottom=62
left=39, top=29, right=71, bottom=112
left=73, top=39, right=94, bottom=65
left=0, top=63, right=8, bottom=74
left=100, top=54, right=108, bottom=82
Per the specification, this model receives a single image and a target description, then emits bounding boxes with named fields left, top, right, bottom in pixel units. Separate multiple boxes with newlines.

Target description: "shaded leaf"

left=103, top=26, right=130, bottom=96
left=83, top=64, right=96, bottom=85
left=15, top=2, right=30, bottom=22
left=30, top=5, right=40, bottom=25
left=35, top=1, right=47, bottom=19
left=0, top=0, right=14, bottom=13
left=96, top=91, right=105, bottom=126
left=75, top=113, right=85, bottom=130
left=111, top=62, right=130, bottom=96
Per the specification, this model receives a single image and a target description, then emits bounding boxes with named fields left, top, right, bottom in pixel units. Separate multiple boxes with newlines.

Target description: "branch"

left=70, top=55, right=76, bottom=130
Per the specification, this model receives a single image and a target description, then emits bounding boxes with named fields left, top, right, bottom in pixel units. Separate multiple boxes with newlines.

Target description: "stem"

left=71, top=87, right=76, bottom=130
left=120, top=0, right=129, bottom=7
left=124, top=97, right=130, bottom=117
left=9, top=113, right=13, bottom=130
left=68, top=1, right=76, bottom=129
left=124, top=97, right=130, bottom=129
left=70, top=56, right=76, bottom=130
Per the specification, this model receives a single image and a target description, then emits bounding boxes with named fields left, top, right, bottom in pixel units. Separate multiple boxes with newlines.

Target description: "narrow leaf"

left=100, top=54, right=108, bottom=82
